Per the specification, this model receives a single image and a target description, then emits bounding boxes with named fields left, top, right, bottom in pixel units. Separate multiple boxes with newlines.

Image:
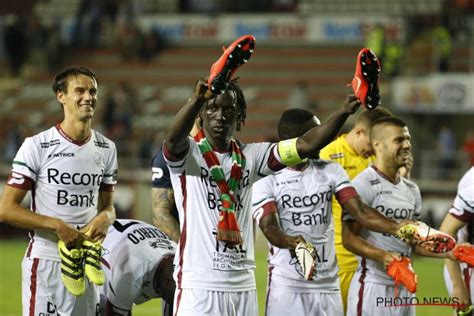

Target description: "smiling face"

left=57, top=74, right=98, bottom=122
left=200, top=90, right=237, bottom=147
left=374, top=125, right=412, bottom=169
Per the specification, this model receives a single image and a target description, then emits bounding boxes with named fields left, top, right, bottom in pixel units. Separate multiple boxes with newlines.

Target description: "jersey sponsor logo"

left=94, top=140, right=110, bottom=148
left=292, top=208, right=330, bottom=226
left=200, top=167, right=250, bottom=212
left=370, top=179, right=381, bottom=185
left=47, top=168, right=103, bottom=186
left=7, top=172, right=25, bottom=185
left=40, top=139, right=60, bottom=148
left=212, top=230, right=247, bottom=270
left=281, top=189, right=332, bottom=209
left=57, top=189, right=95, bottom=207
left=152, top=167, right=164, bottom=180
left=47, top=152, right=75, bottom=159
left=376, top=205, right=415, bottom=220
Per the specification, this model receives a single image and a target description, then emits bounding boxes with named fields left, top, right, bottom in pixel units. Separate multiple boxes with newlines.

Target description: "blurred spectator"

left=103, top=82, right=137, bottom=154
left=432, top=25, right=452, bottom=72
left=437, top=125, right=457, bottom=178
left=287, top=80, right=317, bottom=110
left=462, top=130, right=474, bottom=166
left=116, top=22, right=142, bottom=60
left=139, top=28, right=165, bottom=63
left=365, top=24, right=386, bottom=61
left=3, top=16, right=28, bottom=76
left=4, top=125, right=23, bottom=163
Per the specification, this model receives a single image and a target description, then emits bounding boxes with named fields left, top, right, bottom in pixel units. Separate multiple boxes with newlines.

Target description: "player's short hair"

left=227, top=78, right=246, bottom=131
left=370, top=116, right=407, bottom=141
left=277, top=108, right=320, bottom=140
left=355, top=107, right=393, bottom=129
left=52, top=66, right=98, bottom=94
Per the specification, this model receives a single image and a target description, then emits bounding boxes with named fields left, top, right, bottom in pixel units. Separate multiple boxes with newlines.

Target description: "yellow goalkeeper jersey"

left=319, top=134, right=373, bottom=272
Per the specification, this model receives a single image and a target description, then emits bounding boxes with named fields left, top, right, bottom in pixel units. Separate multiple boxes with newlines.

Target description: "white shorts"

left=22, top=256, right=100, bottom=316
left=444, top=264, right=474, bottom=298
left=173, top=288, right=258, bottom=316
left=347, top=275, right=415, bottom=316
left=265, top=287, right=343, bottom=316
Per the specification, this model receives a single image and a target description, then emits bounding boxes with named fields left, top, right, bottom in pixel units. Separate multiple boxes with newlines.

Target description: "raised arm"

left=165, top=78, right=214, bottom=157
left=296, top=94, right=360, bottom=158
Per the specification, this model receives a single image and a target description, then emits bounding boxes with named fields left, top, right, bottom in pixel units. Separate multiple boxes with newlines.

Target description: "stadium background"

left=0, top=0, right=472, bottom=315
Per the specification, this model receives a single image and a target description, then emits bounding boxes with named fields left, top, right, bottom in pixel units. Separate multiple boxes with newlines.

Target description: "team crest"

left=93, top=152, right=102, bottom=166
left=315, top=172, right=328, bottom=183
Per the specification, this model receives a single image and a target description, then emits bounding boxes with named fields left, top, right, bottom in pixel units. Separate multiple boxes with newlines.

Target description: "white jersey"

left=344, top=166, right=421, bottom=285
left=8, top=125, right=118, bottom=261
left=252, top=159, right=357, bottom=292
left=449, top=167, right=474, bottom=224
left=163, top=139, right=283, bottom=292
left=101, top=219, right=177, bottom=309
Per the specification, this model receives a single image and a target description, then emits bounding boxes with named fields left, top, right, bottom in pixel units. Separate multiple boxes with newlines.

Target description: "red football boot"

left=386, top=257, right=417, bottom=294
left=350, top=48, right=381, bottom=109
left=454, top=244, right=474, bottom=267
left=208, top=35, right=256, bottom=94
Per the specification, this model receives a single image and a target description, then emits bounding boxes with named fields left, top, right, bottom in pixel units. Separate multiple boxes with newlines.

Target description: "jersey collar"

left=55, top=123, right=91, bottom=146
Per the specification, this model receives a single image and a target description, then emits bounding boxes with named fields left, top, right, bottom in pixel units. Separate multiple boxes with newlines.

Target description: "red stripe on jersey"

left=258, top=201, right=278, bottom=224
left=335, top=187, right=358, bottom=205
left=26, top=231, right=35, bottom=258
left=163, top=142, right=188, bottom=162
left=265, top=265, right=274, bottom=315
left=268, top=145, right=285, bottom=172
left=29, top=258, right=39, bottom=316
left=450, top=206, right=474, bottom=222
left=357, top=258, right=367, bottom=316
left=101, top=258, right=111, bottom=270
left=99, top=183, right=114, bottom=192
left=174, top=288, right=183, bottom=316
left=7, top=172, right=33, bottom=190
left=176, top=173, right=187, bottom=289
left=464, top=267, right=471, bottom=298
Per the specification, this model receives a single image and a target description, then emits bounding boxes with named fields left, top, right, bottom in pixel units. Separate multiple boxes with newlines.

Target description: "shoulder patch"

left=370, top=179, right=380, bottom=185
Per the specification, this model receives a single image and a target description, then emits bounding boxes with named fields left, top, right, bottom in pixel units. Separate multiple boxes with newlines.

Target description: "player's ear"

left=57, top=90, right=66, bottom=105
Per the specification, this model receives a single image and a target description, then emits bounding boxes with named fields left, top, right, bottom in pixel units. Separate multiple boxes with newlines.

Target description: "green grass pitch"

left=0, top=238, right=455, bottom=315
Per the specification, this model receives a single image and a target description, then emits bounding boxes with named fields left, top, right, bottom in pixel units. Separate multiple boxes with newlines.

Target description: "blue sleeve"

left=151, top=147, right=172, bottom=189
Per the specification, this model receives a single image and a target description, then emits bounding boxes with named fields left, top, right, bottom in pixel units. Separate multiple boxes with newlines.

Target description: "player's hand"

left=382, top=252, right=401, bottom=270
left=193, top=77, right=215, bottom=101
left=452, top=284, right=471, bottom=313
left=54, top=219, right=90, bottom=248
left=81, top=212, right=113, bottom=242
left=342, top=94, right=362, bottom=115
left=285, top=235, right=306, bottom=251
